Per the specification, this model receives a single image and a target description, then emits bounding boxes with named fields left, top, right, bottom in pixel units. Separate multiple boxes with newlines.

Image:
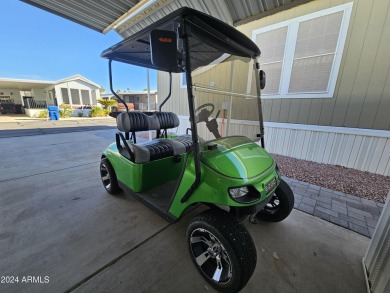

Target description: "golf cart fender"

left=168, top=155, right=280, bottom=218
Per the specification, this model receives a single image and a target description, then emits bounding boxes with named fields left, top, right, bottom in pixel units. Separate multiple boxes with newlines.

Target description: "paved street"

left=0, top=115, right=116, bottom=138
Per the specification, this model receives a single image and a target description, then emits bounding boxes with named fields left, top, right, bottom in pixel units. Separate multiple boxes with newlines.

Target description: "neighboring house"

left=102, top=91, right=158, bottom=111
left=0, top=74, right=101, bottom=117
left=20, top=0, right=390, bottom=176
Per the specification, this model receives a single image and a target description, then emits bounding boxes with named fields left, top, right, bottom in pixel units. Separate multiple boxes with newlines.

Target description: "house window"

left=71, top=89, right=81, bottom=104
left=251, top=3, right=353, bottom=99
left=81, top=90, right=90, bottom=105
left=61, top=88, right=70, bottom=104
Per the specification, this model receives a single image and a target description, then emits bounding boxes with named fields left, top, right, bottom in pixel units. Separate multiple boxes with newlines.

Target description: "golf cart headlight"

left=229, top=186, right=249, bottom=199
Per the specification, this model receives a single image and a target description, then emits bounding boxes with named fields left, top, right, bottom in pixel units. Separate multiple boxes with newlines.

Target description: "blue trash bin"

left=47, top=106, right=59, bottom=120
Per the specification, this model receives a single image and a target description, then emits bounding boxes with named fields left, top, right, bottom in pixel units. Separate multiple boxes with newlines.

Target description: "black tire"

left=187, top=209, right=257, bottom=293
left=100, top=158, right=122, bottom=194
left=256, top=179, right=294, bottom=222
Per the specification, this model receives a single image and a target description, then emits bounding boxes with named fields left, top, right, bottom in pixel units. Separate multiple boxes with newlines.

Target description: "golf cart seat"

left=116, top=111, right=188, bottom=163
left=145, top=112, right=194, bottom=151
left=147, top=111, right=179, bottom=129
left=173, top=135, right=193, bottom=151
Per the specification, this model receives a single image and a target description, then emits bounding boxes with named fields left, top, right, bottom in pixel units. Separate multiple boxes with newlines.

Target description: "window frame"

left=249, top=2, right=353, bottom=99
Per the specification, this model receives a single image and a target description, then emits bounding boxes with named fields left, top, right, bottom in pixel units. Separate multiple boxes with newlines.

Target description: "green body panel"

left=201, top=136, right=274, bottom=179
left=103, top=143, right=185, bottom=192
left=102, top=136, right=279, bottom=219
left=168, top=146, right=279, bottom=218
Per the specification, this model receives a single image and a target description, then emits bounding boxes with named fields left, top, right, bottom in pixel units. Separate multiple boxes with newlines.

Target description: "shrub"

left=36, top=109, right=48, bottom=118
left=59, top=104, right=74, bottom=118
left=77, top=111, right=83, bottom=117
left=97, top=98, right=117, bottom=110
left=89, top=106, right=107, bottom=117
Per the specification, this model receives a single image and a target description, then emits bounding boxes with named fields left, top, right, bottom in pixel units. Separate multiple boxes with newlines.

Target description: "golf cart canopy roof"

left=101, top=7, right=260, bottom=73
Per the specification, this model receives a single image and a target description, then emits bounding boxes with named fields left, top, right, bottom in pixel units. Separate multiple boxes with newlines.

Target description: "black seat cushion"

left=129, top=138, right=186, bottom=163
left=174, top=135, right=193, bottom=151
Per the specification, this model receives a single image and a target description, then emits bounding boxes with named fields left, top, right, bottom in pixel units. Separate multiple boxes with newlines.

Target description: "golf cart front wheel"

left=255, top=179, right=294, bottom=222
left=100, top=158, right=122, bottom=194
left=187, top=209, right=257, bottom=293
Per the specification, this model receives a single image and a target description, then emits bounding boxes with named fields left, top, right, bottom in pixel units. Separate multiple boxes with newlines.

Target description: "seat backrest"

left=151, top=112, right=179, bottom=129
left=116, top=111, right=179, bottom=133
left=116, top=112, right=159, bottom=132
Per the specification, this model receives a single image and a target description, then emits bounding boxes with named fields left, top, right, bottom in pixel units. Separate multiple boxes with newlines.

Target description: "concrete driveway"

left=0, top=123, right=370, bottom=293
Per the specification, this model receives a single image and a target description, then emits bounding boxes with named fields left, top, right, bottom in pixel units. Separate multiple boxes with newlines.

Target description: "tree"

left=97, top=98, right=117, bottom=110
left=116, top=89, right=121, bottom=93
left=99, top=86, right=105, bottom=93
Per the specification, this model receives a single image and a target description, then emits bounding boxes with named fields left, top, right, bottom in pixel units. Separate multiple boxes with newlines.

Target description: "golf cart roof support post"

left=159, top=72, right=172, bottom=112
left=109, top=59, right=129, bottom=112
left=180, top=22, right=201, bottom=204
left=254, top=60, right=265, bottom=148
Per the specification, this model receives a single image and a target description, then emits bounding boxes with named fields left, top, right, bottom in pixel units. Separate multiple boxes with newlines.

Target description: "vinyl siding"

left=158, top=0, right=390, bottom=131
left=173, top=115, right=390, bottom=175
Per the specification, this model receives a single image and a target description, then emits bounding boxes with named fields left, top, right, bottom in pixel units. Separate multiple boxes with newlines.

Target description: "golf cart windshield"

left=190, top=55, right=261, bottom=144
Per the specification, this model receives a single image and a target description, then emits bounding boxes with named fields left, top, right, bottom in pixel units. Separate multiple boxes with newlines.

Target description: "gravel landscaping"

left=272, top=154, right=390, bottom=204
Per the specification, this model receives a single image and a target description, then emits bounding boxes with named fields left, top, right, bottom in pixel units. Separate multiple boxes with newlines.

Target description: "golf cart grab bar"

left=193, top=84, right=258, bottom=99
left=159, top=72, right=172, bottom=112
left=109, top=59, right=129, bottom=112
left=116, top=132, right=134, bottom=161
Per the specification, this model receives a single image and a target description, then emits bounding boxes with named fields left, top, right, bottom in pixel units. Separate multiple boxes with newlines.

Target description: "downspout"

left=254, top=59, right=265, bottom=148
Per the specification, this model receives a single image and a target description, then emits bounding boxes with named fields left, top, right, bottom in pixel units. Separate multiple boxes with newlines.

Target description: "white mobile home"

left=0, top=74, right=101, bottom=117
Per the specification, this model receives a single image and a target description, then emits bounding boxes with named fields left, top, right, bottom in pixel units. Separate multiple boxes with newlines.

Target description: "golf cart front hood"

left=201, top=136, right=274, bottom=179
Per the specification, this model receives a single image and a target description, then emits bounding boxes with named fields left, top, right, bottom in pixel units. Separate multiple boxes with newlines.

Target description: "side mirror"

left=259, top=70, right=266, bottom=90
left=150, top=30, right=178, bottom=69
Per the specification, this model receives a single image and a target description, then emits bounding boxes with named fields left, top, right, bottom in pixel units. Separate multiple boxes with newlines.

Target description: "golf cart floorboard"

left=118, top=180, right=178, bottom=223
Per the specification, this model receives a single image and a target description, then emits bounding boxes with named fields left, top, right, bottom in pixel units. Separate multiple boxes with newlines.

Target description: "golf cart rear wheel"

left=100, top=158, right=121, bottom=194
left=187, top=209, right=256, bottom=293
left=256, top=179, right=294, bottom=222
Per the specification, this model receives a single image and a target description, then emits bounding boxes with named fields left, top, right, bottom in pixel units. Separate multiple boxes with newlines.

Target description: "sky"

left=0, top=0, right=157, bottom=92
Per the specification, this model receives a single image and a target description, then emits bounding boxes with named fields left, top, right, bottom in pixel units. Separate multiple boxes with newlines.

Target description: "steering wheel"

left=195, top=103, right=215, bottom=123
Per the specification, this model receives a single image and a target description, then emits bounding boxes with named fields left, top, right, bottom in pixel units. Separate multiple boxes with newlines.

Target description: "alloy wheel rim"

left=264, top=194, right=280, bottom=213
left=100, top=163, right=111, bottom=190
left=189, top=228, right=232, bottom=284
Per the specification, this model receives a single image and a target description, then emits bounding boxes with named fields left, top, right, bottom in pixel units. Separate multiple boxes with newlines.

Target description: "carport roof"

left=21, top=0, right=143, bottom=33
left=0, top=78, right=54, bottom=90
left=0, top=75, right=100, bottom=90
left=21, top=0, right=312, bottom=37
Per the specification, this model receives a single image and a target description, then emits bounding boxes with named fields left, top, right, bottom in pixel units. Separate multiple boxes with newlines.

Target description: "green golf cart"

left=99, top=7, right=294, bottom=293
